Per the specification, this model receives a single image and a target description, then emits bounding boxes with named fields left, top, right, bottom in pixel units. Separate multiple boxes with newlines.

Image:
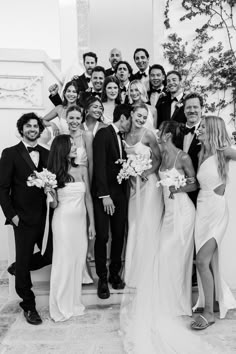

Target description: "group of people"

left=0, top=46, right=236, bottom=353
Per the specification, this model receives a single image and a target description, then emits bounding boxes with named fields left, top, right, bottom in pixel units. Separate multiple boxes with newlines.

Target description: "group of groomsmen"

left=0, top=46, right=204, bottom=325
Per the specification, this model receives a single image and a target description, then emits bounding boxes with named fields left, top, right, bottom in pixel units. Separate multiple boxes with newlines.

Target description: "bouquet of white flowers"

left=27, top=169, right=57, bottom=254
left=116, top=154, right=152, bottom=184
left=156, top=169, right=187, bottom=199
left=27, top=168, right=57, bottom=189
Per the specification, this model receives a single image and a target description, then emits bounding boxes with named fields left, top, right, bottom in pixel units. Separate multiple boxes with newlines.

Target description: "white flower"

left=26, top=169, right=57, bottom=189
left=116, top=154, right=152, bottom=184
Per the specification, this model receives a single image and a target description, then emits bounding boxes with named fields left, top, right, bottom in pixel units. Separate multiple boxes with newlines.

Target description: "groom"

left=92, top=104, right=132, bottom=299
left=0, top=113, right=52, bottom=325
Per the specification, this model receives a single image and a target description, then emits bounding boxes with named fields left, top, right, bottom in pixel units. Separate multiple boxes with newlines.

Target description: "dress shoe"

left=97, top=278, right=110, bottom=299
left=24, top=309, right=42, bottom=325
left=108, top=274, right=125, bottom=290
left=7, top=263, right=16, bottom=276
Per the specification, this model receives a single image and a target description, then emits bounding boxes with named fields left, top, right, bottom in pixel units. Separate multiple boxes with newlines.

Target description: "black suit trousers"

left=13, top=215, right=52, bottom=311
left=94, top=195, right=127, bottom=279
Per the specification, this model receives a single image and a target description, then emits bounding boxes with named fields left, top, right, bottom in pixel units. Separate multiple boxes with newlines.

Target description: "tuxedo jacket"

left=179, top=131, right=201, bottom=174
left=157, top=94, right=186, bottom=128
left=147, top=87, right=168, bottom=109
left=105, top=67, right=115, bottom=77
left=0, top=142, right=49, bottom=225
left=179, top=129, right=201, bottom=205
left=92, top=125, right=126, bottom=199
left=49, top=73, right=89, bottom=107
left=73, top=73, right=89, bottom=92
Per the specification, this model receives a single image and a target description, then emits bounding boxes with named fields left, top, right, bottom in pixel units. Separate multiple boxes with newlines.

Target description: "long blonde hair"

left=199, top=116, right=231, bottom=182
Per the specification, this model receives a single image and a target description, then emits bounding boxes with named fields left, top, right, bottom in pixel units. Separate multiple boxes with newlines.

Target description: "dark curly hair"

left=47, top=135, right=76, bottom=188
left=16, top=112, right=45, bottom=137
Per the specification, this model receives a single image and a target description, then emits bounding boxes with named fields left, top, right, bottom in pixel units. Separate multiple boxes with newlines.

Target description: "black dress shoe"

left=7, top=263, right=16, bottom=276
left=24, top=310, right=42, bottom=325
left=97, top=278, right=110, bottom=299
left=108, top=274, right=125, bottom=290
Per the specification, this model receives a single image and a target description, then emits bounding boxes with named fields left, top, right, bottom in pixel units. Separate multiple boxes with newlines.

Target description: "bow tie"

left=91, top=91, right=101, bottom=97
left=120, top=87, right=127, bottom=93
left=170, top=97, right=178, bottom=103
left=150, top=88, right=162, bottom=94
left=138, top=72, right=147, bottom=79
left=86, top=77, right=91, bottom=83
left=184, top=126, right=195, bottom=135
left=27, top=145, right=40, bottom=153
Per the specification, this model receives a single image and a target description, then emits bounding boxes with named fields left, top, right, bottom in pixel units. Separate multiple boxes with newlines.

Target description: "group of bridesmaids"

left=39, top=76, right=236, bottom=352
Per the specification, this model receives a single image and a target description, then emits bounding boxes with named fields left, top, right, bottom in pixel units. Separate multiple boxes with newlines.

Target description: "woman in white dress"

left=47, top=135, right=95, bottom=322
left=66, top=105, right=93, bottom=184
left=120, top=120, right=217, bottom=354
left=80, top=96, right=107, bottom=136
left=42, top=81, right=80, bottom=136
left=101, top=76, right=121, bottom=124
left=123, top=103, right=163, bottom=288
left=192, top=116, right=236, bottom=330
left=66, top=104, right=95, bottom=270
left=128, top=80, right=157, bottom=129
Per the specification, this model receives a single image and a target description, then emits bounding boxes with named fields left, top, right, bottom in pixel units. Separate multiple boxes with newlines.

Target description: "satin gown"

left=120, top=153, right=218, bottom=354
left=193, top=155, right=236, bottom=318
left=123, top=132, right=163, bottom=288
left=49, top=148, right=91, bottom=322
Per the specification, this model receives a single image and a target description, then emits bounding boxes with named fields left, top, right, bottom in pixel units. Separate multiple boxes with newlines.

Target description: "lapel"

left=108, top=125, right=120, bottom=160
left=188, top=134, right=200, bottom=154
left=171, top=98, right=184, bottom=120
left=16, top=141, right=37, bottom=172
left=81, top=73, right=89, bottom=90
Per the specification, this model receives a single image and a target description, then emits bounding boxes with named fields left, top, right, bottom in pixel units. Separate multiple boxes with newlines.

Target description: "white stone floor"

left=1, top=261, right=236, bottom=354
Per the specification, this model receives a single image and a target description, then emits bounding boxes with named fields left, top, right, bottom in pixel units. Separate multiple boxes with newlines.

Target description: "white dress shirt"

left=22, top=141, right=39, bottom=167
left=183, top=122, right=201, bottom=153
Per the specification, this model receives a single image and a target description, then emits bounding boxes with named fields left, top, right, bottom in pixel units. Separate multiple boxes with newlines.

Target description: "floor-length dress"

left=120, top=153, right=218, bottom=353
left=123, top=131, right=163, bottom=288
left=193, top=155, right=236, bottom=318
left=49, top=181, right=88, bottom=322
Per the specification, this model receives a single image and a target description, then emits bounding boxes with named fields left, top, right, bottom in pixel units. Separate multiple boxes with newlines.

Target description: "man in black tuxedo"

left=132, top=48, right=150, bottom=91
left=180, top=92, right=203, bottom=205
left=114, top=61, right=133, bottom=104
left=157, top=70, right=186, bottom=128
left=105, top=48, right=122, bottom=77
left=92, top=104, right=132, bottom=299
left=148, top=64, right=167, bottom=109
left=48, top=51, right=98, bottom=106
left=79, top=65, right=106, bottom=107
left=0, top=113, right=52, bottom=325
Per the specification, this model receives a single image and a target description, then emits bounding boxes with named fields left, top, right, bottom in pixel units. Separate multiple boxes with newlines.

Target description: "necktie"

left=184, top=126, right=195, bottom=135
left=139, top=72, right=147, bottom=78
left=86, top=77, right=91, bottom=83
left=120, top=87, right=127, bottom=93
left=171, top=97, right=178, bottom=103
left=117, top=131, right=124, bottom=140
left=27, top=145, right=40, bottom=153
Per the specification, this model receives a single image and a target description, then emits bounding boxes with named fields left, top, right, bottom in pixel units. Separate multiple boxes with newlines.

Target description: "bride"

left=123, top=103, right=163, bottom=288
left=120, top=120, right=219, bottom=353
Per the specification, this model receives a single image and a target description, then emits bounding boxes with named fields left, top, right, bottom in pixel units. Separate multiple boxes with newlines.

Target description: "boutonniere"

left=176, top=102, right=184, bottom=109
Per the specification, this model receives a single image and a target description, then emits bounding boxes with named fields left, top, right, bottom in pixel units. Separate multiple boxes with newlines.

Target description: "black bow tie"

left=27, top=145, right=40, bottom=153
left=86, top=77, right=91, bottom=83
left=120, top=87, right=127, bottom=93
left=184, top=126, right=195, bottom=135
left=150, top=88, right=162, bottom=94
left=138, top=72, right=147, bottom=79
left=171, top=97, right=178, bottom=103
